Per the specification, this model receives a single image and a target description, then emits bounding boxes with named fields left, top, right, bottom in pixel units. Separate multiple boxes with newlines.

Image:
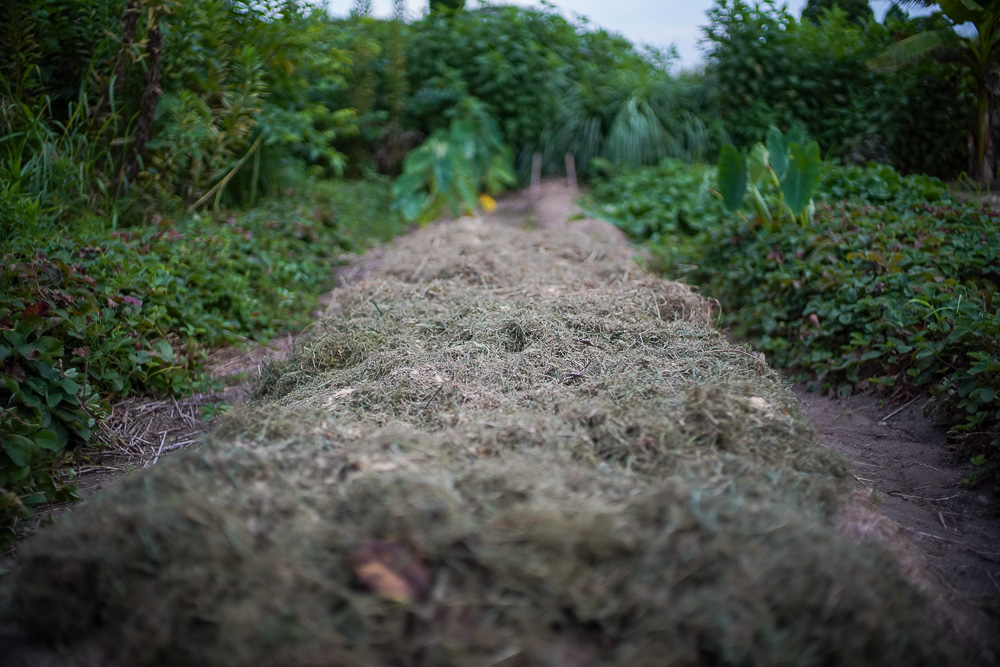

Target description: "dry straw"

left=7, top=218, right=960, bottom=665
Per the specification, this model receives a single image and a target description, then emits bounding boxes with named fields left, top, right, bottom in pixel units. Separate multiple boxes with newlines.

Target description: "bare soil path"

left=794, top=386, right=1000, bottom=664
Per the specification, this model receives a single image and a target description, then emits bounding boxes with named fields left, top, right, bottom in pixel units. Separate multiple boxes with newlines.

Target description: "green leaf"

left=766, top=126, right=788, bottom=181
left=781, top=141, right=822, bottom=216
left=748, top=143, right=769, bottom=185
left=2, top=435, right=34, bottom=468
left=34, top=430, right=61, bottom=451
left=717, top=144, right=747, bottom=213
left=867, top=31, right=947, bottom=70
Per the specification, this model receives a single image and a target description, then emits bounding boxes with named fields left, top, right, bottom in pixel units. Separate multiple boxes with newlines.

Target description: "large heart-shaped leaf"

left=781, top=141, right=822, bottom=216
left=717, top=144, right=747, bottom=213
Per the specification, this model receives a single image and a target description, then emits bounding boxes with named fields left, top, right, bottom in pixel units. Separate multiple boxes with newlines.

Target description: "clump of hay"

left=7, top=218, right=961, bottom=665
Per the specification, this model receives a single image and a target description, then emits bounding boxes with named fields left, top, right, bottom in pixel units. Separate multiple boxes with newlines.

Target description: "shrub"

left=703, top=0, right=968, bottom=178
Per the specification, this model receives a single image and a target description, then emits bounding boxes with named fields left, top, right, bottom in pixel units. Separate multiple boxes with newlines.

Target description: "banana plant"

left=868, top=0, right=1000, bottom=187
left=716, top=125, right=821, bottom=231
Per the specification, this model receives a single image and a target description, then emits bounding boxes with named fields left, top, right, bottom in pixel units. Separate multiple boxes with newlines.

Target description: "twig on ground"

left=879, top=396, right=920, bottom=423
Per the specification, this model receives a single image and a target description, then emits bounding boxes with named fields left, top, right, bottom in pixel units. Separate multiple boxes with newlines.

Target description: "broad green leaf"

left=33, top=336, right=63, bottom=359
left=34, top=430, right=61, bottom=451
left=941, top=0, right=985, bottom=24
left=2, top=435, right=34, bottom=468
left=766, top=126, right=788, bottom=181
left=0, top=344, right=10, bottom=361
left=748, top=143, right=769, bottom=185
left=781, top=141, right=822, bottom=216
left=867, top=31, right=947, bottom=70
left=785, top=127, right=806, bottom=152
left=717, top=144, right=747, bottom=213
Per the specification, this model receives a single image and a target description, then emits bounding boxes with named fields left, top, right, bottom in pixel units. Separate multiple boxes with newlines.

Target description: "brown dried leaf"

left=351, top=541, right=431, bottom=604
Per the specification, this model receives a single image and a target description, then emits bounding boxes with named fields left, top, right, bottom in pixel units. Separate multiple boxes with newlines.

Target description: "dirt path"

left=795, top=387, right=1000, bottom=663
left=2, top=181, right=998, bottom=664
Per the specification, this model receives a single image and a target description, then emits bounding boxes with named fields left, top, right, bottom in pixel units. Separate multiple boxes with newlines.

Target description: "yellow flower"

left=478, top=194, right=497, bottom=213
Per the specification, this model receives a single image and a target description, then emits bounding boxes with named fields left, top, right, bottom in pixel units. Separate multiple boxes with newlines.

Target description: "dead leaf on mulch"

left=352, top=541, right=431, bottom=603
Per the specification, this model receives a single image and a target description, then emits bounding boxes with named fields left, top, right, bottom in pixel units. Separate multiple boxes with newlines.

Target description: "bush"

left=703, top=0, right=968, bottom=178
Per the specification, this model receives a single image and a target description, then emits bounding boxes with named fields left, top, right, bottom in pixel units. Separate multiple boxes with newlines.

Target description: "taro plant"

left=393, top=98, right=516, bottom=224
left=716, top=125, right=822, bottom=229
left=869, top=0, right=1000, bottom=186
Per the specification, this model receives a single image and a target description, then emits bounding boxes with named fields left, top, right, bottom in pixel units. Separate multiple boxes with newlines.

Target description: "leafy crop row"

left=592, top=161, right=1000, bottom=481
left=0, top=179, right=400, bottom=546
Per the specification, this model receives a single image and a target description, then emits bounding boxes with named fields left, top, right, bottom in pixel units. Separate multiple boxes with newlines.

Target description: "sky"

left=321, top=1, right=913, bottom=70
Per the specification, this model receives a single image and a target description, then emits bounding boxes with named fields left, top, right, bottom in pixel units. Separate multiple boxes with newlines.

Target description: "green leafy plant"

left=593, top=159, right=999, bottom=480
left=716, top=126, right=822, bottom=228
left=869, top=0, right=1000, bottom=186
left=393, top=98, right=515, bottom=223
left=0, top=177, right=402, bottom=546
left=704, top=0, right=968, bottom=179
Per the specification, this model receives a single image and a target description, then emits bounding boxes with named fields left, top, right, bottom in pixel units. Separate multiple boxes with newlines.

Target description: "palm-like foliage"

left=870, top=0, right=1000, bottom=185
left=542, top=50, right=716, bottom=179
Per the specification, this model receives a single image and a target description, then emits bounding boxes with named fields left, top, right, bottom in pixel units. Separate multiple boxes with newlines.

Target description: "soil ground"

left=2, top=180, right=998, bottom=664
left=794, top=385, right=1000, bottom=663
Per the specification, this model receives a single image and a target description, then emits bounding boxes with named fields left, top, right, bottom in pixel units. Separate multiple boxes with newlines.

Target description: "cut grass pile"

left=5, top=219, right=960, bottom=665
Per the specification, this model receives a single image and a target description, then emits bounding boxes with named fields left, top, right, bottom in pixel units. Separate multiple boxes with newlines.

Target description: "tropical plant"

left=716, top=126, right=823, bottom=229
left=869, top=0, right=1000, bottom=186
left=704, top=0, right=968, bottom=178
left=541, top=35, right=719, bottom=179
left=393, top=98, right=515, bottom=223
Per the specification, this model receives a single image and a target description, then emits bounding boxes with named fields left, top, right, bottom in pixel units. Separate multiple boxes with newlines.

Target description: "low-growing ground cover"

left=0, top=178, right=402, bottom=547
left=590, top=161, right=1000, bottom=481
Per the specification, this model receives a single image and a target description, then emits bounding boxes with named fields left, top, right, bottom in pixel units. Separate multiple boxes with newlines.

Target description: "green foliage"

left=802, top=0, right=874, bottom=26
left=156, top=1, right=357, bottom=206
left=686, top=194, right=999, bottom=469
left=869, top=0, right=1000, bottom=186
left=405, top=5, right=720, bottom=181
left=429, top=0, right=465, bottom=13
left=703, top=0, right=968, bottom=178
left=586, top=159, right=721, bottom=241
left=0, top=178, right=400, bottom=546
left=593, top=160, right=1000, bottom=478
left=718, top=126, right=823, bottom=226
left=406, top=5, right=575, bottom=156
left=717, top=144, right=748, bottom=212
left=393, top=99, right=515, bottom=223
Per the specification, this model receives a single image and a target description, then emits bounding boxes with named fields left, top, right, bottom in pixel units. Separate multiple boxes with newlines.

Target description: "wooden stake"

left=565, top=153, right=577, bottom=189
left=531, top=152, right=542, bottom=199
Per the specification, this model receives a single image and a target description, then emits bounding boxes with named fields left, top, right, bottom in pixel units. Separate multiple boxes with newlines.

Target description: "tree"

left=429, top=0, right=465, bottom=13
left=802, top=0, right=874, bottom=26
left=870, top=0, right=1000, bottom=186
